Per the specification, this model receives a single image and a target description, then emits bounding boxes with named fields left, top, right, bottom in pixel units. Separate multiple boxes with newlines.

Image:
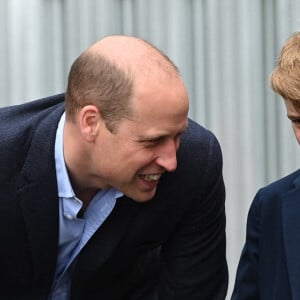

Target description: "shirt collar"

left=54, top=113, right=75, bottom=198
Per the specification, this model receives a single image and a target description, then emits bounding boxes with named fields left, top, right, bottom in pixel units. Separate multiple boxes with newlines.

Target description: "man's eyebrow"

left=137, top=134, right=166, bottom=142
left=136, top=123, right=188, bottom=142
left=137, top=130, right=186, bottom=142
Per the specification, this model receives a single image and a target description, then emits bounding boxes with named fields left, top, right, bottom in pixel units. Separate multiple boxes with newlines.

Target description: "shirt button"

left=65, top=213, right=74, bottom=220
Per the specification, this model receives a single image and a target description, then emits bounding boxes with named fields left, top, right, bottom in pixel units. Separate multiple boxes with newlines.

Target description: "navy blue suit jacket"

left=0, top=94, right=227, bottom=299
left=232, top=169, right=300, bottom=299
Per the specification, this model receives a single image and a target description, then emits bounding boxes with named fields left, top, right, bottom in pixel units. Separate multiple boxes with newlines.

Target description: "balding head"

left=87, top=35, right=179, bottom=76
left=65, top=35, right=180, bottom=132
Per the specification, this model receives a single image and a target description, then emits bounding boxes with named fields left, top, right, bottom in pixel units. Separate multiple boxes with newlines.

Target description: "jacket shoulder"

left=0, top=94, right=65, bottom=178
left=0, top=93, right=64, bottom=133
left=179, top=118, right=223, bottom=170
left=0, top=93, right=64, bottom=117
left=259, top=169, right=300, bottom=199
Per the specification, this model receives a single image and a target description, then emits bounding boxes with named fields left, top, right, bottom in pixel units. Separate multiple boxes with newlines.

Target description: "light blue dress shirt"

left=49, top=113, right=123, bottom=300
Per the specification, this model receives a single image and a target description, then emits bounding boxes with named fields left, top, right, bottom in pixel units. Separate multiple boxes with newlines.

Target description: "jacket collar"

left=282, top=172, right=300, bottom=300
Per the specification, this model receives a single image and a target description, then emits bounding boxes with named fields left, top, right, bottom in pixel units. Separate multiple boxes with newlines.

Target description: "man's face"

left=284, top=99, right=300, bottom=144
left=88, top=75, right=189, bottom=202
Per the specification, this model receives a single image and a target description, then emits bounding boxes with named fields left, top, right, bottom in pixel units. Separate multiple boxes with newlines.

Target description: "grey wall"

left=1, top=0, right=300, bottom=297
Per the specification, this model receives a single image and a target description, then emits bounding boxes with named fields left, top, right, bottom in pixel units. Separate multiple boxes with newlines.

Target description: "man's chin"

left=127, top=189, right=157, bottom=203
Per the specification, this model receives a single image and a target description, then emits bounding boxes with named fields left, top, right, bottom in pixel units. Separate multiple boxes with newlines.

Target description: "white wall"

left=1, top=0, right=300, bottom=297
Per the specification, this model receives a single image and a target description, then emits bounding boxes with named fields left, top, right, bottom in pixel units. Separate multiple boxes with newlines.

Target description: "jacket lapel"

left=18, top=103, right=64, bottom=290
left=73, top=196, right=141, bottom=273
left=282, top=175, right=300, bottom=300
left=19, top=179, right=59, bottom=290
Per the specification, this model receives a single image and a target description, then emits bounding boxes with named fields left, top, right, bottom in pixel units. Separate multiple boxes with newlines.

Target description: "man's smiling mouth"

left=139, top=174, right=162, bottom=181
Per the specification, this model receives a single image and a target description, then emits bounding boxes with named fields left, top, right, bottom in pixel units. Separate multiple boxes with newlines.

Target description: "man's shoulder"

left=179, top=118, right=222, bottom=162
left=0, top=93, right=64, bottom=128
left=166, top=118, right=223, bottom=192
left=183, top=118, right=213, bottom=140
left=0, top=93, right=65, bottom=115
left=0, top=93, right=65, bottom=173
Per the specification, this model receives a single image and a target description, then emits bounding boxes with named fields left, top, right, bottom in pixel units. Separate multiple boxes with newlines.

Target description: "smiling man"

left=0, top=35, right=227, bottom=299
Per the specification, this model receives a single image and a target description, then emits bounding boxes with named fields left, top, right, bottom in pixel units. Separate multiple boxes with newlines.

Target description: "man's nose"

left=155, top=140, right=178, bottom=172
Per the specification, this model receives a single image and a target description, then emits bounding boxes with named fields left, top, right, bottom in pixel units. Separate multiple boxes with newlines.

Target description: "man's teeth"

left=140, top=174, right=161, bottom=181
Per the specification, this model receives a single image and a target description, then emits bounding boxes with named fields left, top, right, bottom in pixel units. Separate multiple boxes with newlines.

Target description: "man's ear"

left=78, top=105, right=101, bottom=142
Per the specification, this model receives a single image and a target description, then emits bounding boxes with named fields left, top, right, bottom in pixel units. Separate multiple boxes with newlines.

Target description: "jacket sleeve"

left=231, top=190, right=262, bottom=300
left=158, top=130, right=228, bottom=300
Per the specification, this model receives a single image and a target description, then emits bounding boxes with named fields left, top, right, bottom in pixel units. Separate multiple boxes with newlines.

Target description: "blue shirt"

left=49, top=113, right=123, bottom=300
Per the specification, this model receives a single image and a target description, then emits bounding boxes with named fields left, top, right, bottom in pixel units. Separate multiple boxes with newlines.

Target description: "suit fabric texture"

left=231, top=169, right=300, bottom=300
left=0, top=94, right=227, bottom=300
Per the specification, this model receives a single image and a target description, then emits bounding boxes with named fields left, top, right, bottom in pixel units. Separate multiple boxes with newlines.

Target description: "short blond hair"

left=270, top=32, right=300, bottom=109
